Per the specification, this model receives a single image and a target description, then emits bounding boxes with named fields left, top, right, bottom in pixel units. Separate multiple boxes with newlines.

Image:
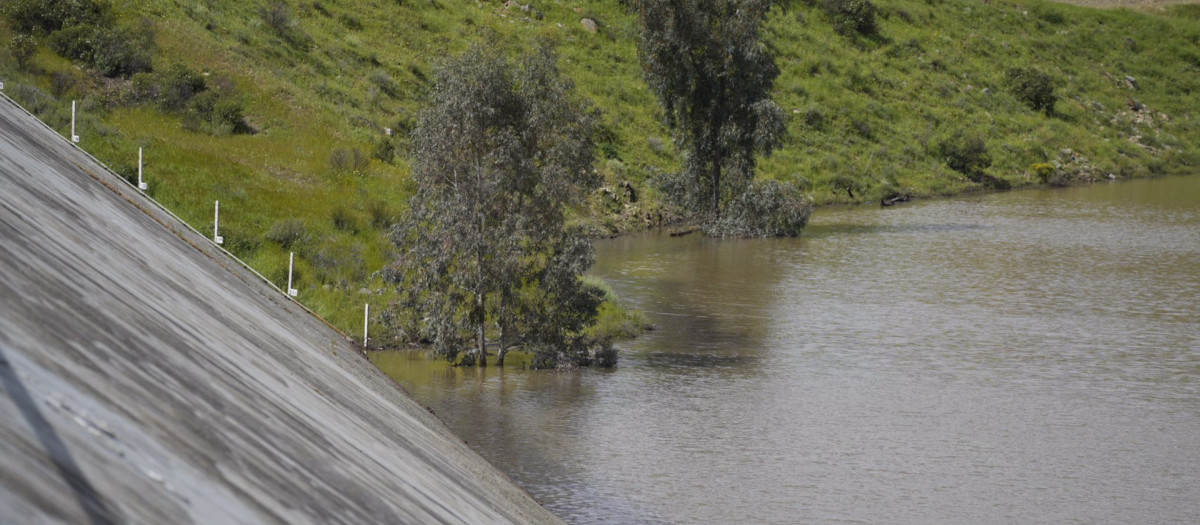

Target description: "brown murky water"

left=373, top=175, right=1200, bottom=524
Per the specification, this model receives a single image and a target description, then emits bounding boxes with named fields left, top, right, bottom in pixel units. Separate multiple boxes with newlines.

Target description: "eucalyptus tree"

left=636, top=0, right=790, bottom=224
left=388, top=43, right=603, bottom=367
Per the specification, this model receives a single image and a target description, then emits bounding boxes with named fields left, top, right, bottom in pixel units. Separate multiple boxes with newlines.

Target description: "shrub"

left=1006, top=67, right=1057, bottom=116
left=220, top=225, right=262, bottom=255
left=803, top=108, right=826, bottom=129
left=830, top=173, right=862, bottom=198
left=211, top=97, right=249, bottom=133
left=1030, top=162, right=1055, bottom=183
left=1, top=0, right=104, bottom=33
left=9, top=34, right=37, bottom=69
left=937, top=132, right=992, bottom=177
left=260, top=1, right=313, bottom=51
left=329, top=148, right=369, bottom=175
left=705, top=179, right=812, bottom=237
left=371, top=135, right=396, bottom=163
left=50, top=71, right=76, bottom=97
left=823, top=0, right=878, bottom=37
left=184, top=92, right=248, bottom=134
left=369, top=70, right=398, bottom=98
left=265, top=218, right=309, bottom=248
left=851, top=118, right=872, bottom=139
left=330, top=206, right=359, bottom=232
left=47, top=23, right=152, bottom=78
left=129, top=72, right=159, bottom=102
left=367, top=200, right=397, bottom=229
left=6, top=83, right=56, bottom=116
left=1031, top=4, right=1066, bottom=25
left=91, top=25, right=153, bottom=77
left=157, top=64, right=208, bottom=110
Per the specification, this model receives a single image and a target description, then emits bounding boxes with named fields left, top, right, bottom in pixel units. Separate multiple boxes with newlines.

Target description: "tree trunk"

left=475, top=207, right=487, bottom=367
left=712, top=149, right=723, bottom=219
left=497, top=324, right=508, bottom=367
left=475, top=292, right=487, bottom=367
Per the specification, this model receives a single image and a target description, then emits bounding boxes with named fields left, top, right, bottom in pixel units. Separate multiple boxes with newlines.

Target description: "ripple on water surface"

left=383, top=175, right=1200, bottom=524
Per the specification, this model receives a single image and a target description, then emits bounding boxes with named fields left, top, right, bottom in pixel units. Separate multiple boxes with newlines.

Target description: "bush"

left=369, top=70, right=398, bottom=98
left=50, top=71, right=76, bottom=97
left=6, top=83, right=57, bottom=116
left=329, top=148, right=369, bottom=175
left=211, top=97, right=249, bottom=133
left=182, top=91, right=248, bottom=134
left=705, top=179, right=812, bottom=237
left=9, top=34, right=37, bottom=69
left=1, top=0, right=104, bottom=33
left=371, top=135, right=396, bottom=163
left=47, top=23, right=152, bottom=78
left=265, top=218, right=309, bottom=248
left=157, top=64, right=208, bottom=110
left=830, top=173, right=862, bottom=198
left=367, top=200, right=397, bottom=229
left=823, top=0, right=878, bottom=37
left=330, top=206, right=358, bottom=232
left=803, top=108, right=826, bottom=129
left=90, top=25, right=153, bottom=77
left=1006, top=67, right=1057, bottom=116
left=1029, top=162, right=1055, bottom=183
left=937, top=132, right=992, bottom=177
left=260, top=1, right=313, bottom=51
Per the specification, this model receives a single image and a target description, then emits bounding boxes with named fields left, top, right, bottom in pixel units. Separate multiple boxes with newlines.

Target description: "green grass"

left=2, top=0, right=1199, bottom=338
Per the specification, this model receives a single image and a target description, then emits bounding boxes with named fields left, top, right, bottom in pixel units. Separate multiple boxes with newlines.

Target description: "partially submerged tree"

left=387, top=43, right=610, bottom=368
left=637, top=0, right=806, bottom=236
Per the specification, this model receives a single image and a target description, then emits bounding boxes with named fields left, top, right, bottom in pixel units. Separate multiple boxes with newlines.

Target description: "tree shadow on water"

left=0, top=344, right=118, bottom=525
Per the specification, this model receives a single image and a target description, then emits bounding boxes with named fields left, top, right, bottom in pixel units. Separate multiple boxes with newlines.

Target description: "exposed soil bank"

left=0, top=95, right=561, bottom=524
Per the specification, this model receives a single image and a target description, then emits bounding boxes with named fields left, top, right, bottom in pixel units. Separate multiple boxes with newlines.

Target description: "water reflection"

left=377, top=175, right=1200, bottom=524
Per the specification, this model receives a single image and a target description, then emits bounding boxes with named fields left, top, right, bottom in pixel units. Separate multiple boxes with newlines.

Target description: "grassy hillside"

left=2, top=0, right=1198, bottom=339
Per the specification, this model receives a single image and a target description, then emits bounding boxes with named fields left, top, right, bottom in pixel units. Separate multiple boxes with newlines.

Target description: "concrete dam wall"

left=0, top=95, right=562, bottom=524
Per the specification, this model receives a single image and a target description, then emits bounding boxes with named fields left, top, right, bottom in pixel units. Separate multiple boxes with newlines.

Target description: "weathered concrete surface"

left=0, top=96, right=562, bottom=525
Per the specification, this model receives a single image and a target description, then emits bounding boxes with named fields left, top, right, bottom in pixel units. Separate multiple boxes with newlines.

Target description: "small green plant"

left=259, top=1, right=313, bottom=51
left=156, top=65, right=208, bottom=110
left=371, top=135, right=396, bottom=163
left=49, top=71, right=75, bottom=97
left=330, top=206, right=358, bottom=233
left=182, top=90, right=249, bottom=134
left=1006, top=67, right=1058, bottom=116
left=367, top=200, right=397, bottom=229
left=829, top=173, right=862, bottom=199
left=1029, top=162, right=1055, bottom=183
left=9, top=34, right=36, bottom=70
left=329, top=148, right=369, bottom=175
left=937, top=132, right=992, bottom=177
left=47, top=23, right=153, bottom=78
left=823, top=0, right=879, bottom=37
left=1, top=0, right=105, bottom=33
left=265, top=218, right=309, bottom=248
left=803, top=108, right=826, bottom=130
left=369, top=70, right=398, bottom=98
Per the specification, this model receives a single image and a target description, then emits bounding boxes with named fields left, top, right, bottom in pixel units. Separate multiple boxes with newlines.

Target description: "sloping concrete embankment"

left=0, top=95, right=562, bottom=524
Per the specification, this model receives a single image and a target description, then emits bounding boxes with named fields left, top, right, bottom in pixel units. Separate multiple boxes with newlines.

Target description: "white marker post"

left=137, top=147, right=148, bottom=191
left=286, top=252, right=298, bottom=297
left=213, top=201, right=223, bottom=244
left=363, top=303, right=370, bottom=349
left=71, top=100, right=79, bottom=143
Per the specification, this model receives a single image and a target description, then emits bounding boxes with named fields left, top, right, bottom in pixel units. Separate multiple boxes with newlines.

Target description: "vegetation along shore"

left=3, top=0, right=1198, bottom=363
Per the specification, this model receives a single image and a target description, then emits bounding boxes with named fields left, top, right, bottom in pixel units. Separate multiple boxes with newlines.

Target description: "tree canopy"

left=636, top=0, right=790, bottom=226
left=386, top=43, right=612, bottom=368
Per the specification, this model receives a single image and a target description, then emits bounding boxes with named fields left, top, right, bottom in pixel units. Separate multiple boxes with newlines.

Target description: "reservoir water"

left=373, top=175, right=1200, bottom=524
